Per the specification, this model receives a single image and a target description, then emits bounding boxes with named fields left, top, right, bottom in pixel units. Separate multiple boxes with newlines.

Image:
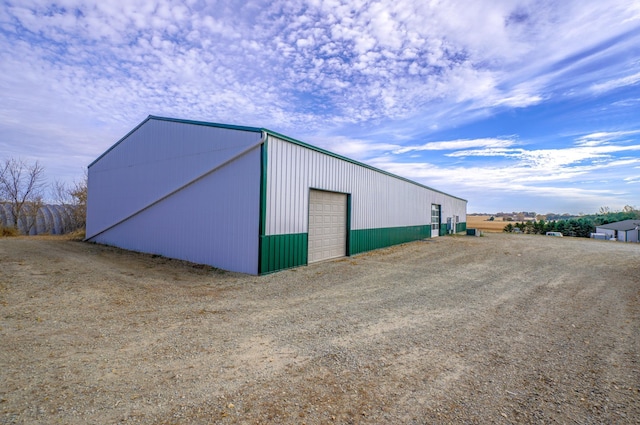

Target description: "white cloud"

left=357, top=128, right=640, bottom=213
left=3, top=0, right=638, bottom=131
left=367, top=155, right=638, bottom=207
left=575, top=130, right=640, bottom=146
left=490, top=91, right=543, bottom=108
left=447, top=143, right=640, bottom=169
left=394, top=138, right=516, bottom=154
left=590, top=71, right=640, bottom=93
left=307, top=135, right=402, bottom=160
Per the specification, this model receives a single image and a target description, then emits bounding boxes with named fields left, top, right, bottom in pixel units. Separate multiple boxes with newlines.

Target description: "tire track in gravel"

left=1, top=234, right=639, bottom=424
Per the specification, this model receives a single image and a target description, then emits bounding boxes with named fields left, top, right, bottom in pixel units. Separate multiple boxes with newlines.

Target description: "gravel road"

left=1, top=233, right=639, bottom=424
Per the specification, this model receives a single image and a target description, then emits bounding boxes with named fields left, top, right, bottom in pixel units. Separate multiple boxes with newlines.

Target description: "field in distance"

left=467, top=215, right=510, bottom=232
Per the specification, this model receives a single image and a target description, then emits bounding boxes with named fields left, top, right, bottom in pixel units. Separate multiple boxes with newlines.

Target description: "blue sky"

left=1, top=0, right=639, bottom=214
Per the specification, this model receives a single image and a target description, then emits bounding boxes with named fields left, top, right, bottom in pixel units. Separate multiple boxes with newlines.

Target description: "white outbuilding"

left=86, top=116, right=467, bottom=274
left=595, top=220, right=640, bottom=242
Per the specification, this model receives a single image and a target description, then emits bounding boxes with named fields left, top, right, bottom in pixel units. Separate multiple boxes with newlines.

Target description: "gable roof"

left=89, top=115, right=468, bottom=202
left=88, top=115, right=262, bottom=168
left=596, top=219, right=640, bottom=231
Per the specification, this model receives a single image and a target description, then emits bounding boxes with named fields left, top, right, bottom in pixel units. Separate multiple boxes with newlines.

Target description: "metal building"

left=0, top=203, right=77, bottom=235
left=595, top=220, right=640, bottom=242
left=86, top=116, right=467, bottom=275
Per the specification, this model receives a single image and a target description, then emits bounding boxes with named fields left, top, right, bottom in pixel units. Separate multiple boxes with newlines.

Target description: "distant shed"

left=0, top=203, right=75, bottom=235
left=595, top=220, right=640, bottom=243
left=86, top=116, right=467, bottom=274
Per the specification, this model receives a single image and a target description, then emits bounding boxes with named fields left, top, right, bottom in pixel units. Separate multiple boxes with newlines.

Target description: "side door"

left=431, top=204, right=441, bottom=237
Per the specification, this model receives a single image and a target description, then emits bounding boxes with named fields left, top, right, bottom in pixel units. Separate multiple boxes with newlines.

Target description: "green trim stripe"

left=346, top=194, right=352, bottom=252
left=258, top=140, right=269, bottom=274
left=149, top=115, right=262, bottom=133
left=260, top=222, right=467, bottom=274
left=438, top=222, right=467, bottom=236
left=349, top=225, right=431, bottom=255
left=260, top=233, right=308, bottom=274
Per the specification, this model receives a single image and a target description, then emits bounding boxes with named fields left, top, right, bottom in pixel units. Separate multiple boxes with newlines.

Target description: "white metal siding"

left=595, top=227, right=615, bottom=239
left=87, top=118, right=262, bottom=275
left=91, top=147, right=261, bottom=274
left=265, top=136, right=467, bottom=235
left=308, top=190, right=347, bottom=262
left=87, top=119, right=262, bottom=239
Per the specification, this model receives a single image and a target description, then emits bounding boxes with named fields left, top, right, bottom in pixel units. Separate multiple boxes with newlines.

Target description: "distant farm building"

left=595, top=220, right=640, bottom=243
left=0, top=203, right=76, bottom=235
left=86, top=116, right=467, bottom=274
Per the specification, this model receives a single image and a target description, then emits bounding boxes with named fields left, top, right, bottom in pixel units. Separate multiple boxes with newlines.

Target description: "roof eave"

left=88, top=115, right=263, bottom=169
left=262, top=128, right=468, bottom=203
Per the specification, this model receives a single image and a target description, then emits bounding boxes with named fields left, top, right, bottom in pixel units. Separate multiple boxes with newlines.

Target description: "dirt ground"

left=1, top=234, right=639, bottom=424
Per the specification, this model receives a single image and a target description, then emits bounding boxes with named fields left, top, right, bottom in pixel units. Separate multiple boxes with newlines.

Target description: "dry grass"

left=467, top=215, right=510, bottom=232
left=64, top=228, right=86, bottom=240
left=0, top=225, right=20, bottom=237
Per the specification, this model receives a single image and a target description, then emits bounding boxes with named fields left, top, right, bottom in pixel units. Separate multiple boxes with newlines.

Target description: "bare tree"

left=70, top=174, right=87, bottom=231
left=598, top=206, right=611, bottom=215
left=53, top=170, right=87, bottom=232
left=0, top=158, right=45, bottom=233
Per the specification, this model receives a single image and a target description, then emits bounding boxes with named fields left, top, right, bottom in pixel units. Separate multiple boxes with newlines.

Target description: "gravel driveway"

left=1, top=233, right=639, bottom=424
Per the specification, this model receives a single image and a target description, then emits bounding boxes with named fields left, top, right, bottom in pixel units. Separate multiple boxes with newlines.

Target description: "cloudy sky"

left=1, top=0, right=639, bottom=214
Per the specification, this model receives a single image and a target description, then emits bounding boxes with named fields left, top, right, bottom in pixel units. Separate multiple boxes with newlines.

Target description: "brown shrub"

left=1, top=225, right=19, bottom=237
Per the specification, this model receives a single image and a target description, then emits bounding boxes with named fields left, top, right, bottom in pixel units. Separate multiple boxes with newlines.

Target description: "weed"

left=0, top=225, right=19, bottom=237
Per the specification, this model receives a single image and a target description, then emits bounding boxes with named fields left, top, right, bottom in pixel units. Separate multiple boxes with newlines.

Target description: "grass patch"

left=1, top=225, right=19, bottom=237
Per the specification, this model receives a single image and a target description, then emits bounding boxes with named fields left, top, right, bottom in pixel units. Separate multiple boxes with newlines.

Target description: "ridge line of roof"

left=88, top=115, right=263, bottom=168
left=596, top=219, right=640, bottom=230
left=261, top=128, right=468, bottom=203
left=149, top=115, right=263, bottom=133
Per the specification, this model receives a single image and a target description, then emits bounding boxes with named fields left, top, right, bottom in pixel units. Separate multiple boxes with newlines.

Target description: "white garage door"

left=308, top=190, right=347, bottom=263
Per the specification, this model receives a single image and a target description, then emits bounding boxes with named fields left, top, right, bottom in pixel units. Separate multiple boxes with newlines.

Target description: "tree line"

left=503, top=207, right=640, bottom=237
left=0, top=157, right=86, bottom=236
